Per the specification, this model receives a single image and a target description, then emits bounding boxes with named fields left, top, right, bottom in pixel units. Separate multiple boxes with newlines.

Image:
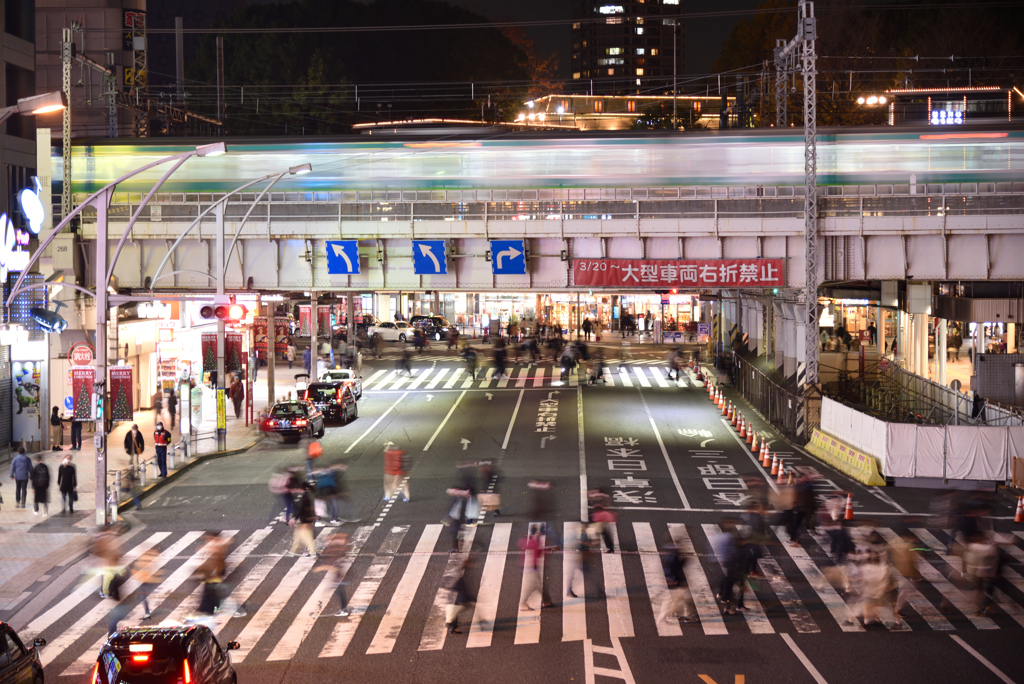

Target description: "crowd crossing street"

left=3, top=352, right=1023, bottom=684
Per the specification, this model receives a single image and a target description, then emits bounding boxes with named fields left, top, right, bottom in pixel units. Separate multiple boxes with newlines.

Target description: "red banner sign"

left=201, top=333, right=217, bottom=372
left=253, top=316, right=290, bottom=352
left=225, top=333, right=244, bottom=374
left=71, top=367, right=95, bottom=421
left=573, top=258, right=785, bottom=288
left=110, top=366, right=134, bottom=422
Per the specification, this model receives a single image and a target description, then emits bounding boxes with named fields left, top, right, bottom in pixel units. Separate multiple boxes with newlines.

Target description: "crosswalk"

left=27, top=521, right=1024, bottom=670
left=358, top=364, right=695, bottom=392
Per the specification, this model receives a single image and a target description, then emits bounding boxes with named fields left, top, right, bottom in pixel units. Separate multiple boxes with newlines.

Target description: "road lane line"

left=562, top=522, right=587, bottom=642
left=267, top=526, right=374, bottom=661
left=533, top=366, right=547, bottom=387
left=425, top=368, right=449, bottom=389
left=781, top=634, right=830, bottom=684
left=422, top=390, right=466, bottom=451
left=406, top=368, right=433, bottom=389
left=578, top=387, right=588, bottom=522
left=651, top=368, right=670, bottom=388
left=601, top=525, right=634, bottom=638
left=319, top=526, right=408, bottom=658
left=721, top=417, right=780, bottom=493
left=500, top=389, right=525, bottom=450
left=769, top=527, right=864, bottom=633
left=667, top=524, right=727, bottom=635
left=700, top=524, right=773, bottom=634
left=42, top=532, right=202, bottom=667
left=418, top=527, right=478, bottom=651
left=906, top=528, right=1001, bottom=629
left=633, top=523, right=682, bottom=637
left=443, top=367, right=464, bottom=388
left=514, top=522, right=547, bottom=645
left=951, top=635, right=1017, bottom=684
left=367, top=524, right=443, bottom=654
left=345, top=392, right=408, bottom=454
left=467, top=523, right=512, bottom=648
left=24, top=532, right=169, bottom=639
left=62, top=531, right=237, bottom=674
left=639, top=388, right=689, bottom=509
left=618, top=367, right=633, bottom=387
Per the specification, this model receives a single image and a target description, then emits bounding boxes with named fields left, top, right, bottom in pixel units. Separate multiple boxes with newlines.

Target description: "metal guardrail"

left=732, top=354, right=820, bottom=444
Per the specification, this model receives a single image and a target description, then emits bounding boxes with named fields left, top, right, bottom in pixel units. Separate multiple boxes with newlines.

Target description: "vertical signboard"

left=201, top=333, right=217, bottom=372
left=72, top=367, right=96, bottom=421
left=225, top=333, right=243, bottom=374
left=110, top=366, right=134, bottom=422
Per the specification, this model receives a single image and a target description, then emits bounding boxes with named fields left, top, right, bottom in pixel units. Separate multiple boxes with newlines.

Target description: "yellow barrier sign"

left=806, top=428, right=887, bottom=486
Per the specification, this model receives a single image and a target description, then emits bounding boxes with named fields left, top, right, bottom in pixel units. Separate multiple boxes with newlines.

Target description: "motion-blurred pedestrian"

left=892, top=532, right=921, bottom=622
left=659, top=533, right=698, bottom=623
left=518, top=527, right=554, bottom=610
left=31, top=454, right=50, bottom=518
left=135, top=547, right=164, bottom=620
left=314, top=533, right=351, bottom=616
left=288, top=484, right=318, bottom=557
left=445, top=555, right=475, bottom=634
left=166, top=389, right=178, bottom=429
left=196, top=531, right=231, bottom=615
left=383, top=445, right=409, bottom=502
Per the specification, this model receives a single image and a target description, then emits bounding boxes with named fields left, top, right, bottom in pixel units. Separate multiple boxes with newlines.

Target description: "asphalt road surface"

left=10, top=352, right=1024, bottom=684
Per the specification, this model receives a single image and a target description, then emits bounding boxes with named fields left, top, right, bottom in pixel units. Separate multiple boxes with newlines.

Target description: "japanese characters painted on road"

left=489, top=239, right=527, bottom=275
left=109, top=366, right=134, bottom=422
left=71, top=367, right=96, bottom=421
left=325, top=240, right=360, bottom=275
left=412, top=240, right=448, bottom=275
left=573, top=258, right=785, bottom=288
left=605, top=436, right=658, bottom=506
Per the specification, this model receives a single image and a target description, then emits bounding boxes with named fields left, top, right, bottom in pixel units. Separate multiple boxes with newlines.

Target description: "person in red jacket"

left=383, top=446, right=409, bottom=502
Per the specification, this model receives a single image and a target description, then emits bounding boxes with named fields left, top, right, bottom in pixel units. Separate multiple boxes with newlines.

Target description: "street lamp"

left=6, top=142, right=227, bottom=526
left=856, top=95, right=887, bottom=106
left=0, top=91, right=66, bottom=124
left=151, top=162, right=314, bottom=449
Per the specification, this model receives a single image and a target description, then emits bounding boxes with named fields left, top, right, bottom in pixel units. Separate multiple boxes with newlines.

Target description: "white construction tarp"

left=914, top=426, right=947, bottom=478
left=885, top=423, right=918, bottom=478
left=1007, top=427, right=1024, bottom=477
left=820, top=398, right=888, bottom=472
left=946, top=426, right=1007, bottom=481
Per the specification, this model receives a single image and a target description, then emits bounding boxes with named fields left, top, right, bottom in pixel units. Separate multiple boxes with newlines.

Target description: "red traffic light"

left=200, top=302, right=247, bottom=321
left=228, top=304, right=246, bottom=320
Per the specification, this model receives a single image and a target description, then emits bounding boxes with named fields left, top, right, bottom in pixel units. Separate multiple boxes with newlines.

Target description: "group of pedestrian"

left=6, top=447, right=77, bottom=517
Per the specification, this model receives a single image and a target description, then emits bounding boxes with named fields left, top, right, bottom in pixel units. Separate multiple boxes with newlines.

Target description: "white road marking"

left=443, top=367, right=464, bottom=388
left=514, top=523, right=547, bottom=644
left=562, top=522, right=587, bottom=642
left=667, top=523, right=727, bottom=635
left=633, top=367, right=652, bottom=387
left=700, top=524, right=773, bottom=634
left=467, top=523, right=512, bottom=648
left=781, top=633, right=830, bottom=684
left=633, top=522, right=682, bottom=637
left=425, top=368, right=449, bottom=389
left=502, top=390, right=525, bottom=450
left=345, top=392, right=408, bottom=454
left=533, top=366, right=547, bottom=387
left=950, top=635, right=1017, bottom=684
left=422, top=390, right=467, bottom=451
left=406, top=368, right=433, bottom=389
left=418, top=527, right=478, bottom=651
left=639, top=388, right=689, bottom=509
left=601, top=526, right=633, bottom=637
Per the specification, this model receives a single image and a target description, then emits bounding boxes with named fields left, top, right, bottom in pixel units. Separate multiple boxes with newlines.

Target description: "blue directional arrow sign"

left=489, top=239, right=526, bottom=275
left=412, top=240, right=447, bottom=275
left=325, top=240, right=360, bottom=275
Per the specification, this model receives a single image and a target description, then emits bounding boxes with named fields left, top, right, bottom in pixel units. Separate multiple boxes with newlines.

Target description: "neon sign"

left=2, top=177, right=45, bottom=281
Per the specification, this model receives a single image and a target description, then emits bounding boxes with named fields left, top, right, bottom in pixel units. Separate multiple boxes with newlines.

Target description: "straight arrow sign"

left=461, top=438, right=471, bottom=450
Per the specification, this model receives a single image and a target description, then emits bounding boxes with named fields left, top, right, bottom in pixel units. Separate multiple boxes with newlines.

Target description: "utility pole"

left=672, top=20, right=678, bottom=130
left=61, top=28, right=73, bottom=220
left=129, top=11, right=148, bottom=137
left=216, top=37, right=225, bottom=125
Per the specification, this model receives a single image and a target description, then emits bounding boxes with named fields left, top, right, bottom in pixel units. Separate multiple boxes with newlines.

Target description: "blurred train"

left=68, top=123, right=1024, bottom=193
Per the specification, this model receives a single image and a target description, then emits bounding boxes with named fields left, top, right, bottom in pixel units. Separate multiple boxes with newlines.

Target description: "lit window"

left=636, top=68, right=644, bottom=76
left=664, top=0, right=679, bottom=4
left=651, top=48, right=658, bottom=56
left=607, top=17, right=622, bottom=24
left=572, top=22, right=581, bottom=29
left=595, top=101, right=604, bottom=113
left=636, top=48, right=645, bottom=55
left=635, top=27, right=644, bottom=34
left=627, top=100, right=636, bottom=112
left=582, top=40, right=587, bottom=47
left=635, top=17, right=644, bottom=25
left=607, top=47, right=623, bottom=55
left=598, top=5, right=624, bottom=14
left=636, top=58, right=645, bottom=65
left=562, top=100, right=569, bottom=110
left=608, top=68, right=615, bottom=75
left=573, top=72, right=581, bottom=79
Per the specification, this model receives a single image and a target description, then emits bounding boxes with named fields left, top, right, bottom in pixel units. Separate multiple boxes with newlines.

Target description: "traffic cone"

left=844, top=493, right=855, bottom=521
left=770, top=453, right=779, bottom=476
left=1014, top=496, right=1023, bottom=523
left=777, top=460, right=787, bottom=484
left=721, top=395, right=728, bottom=415
left=746, top=426, right=755, bottom=445
left=751, top=430, right=758, bottom=451
left=739, top=417, right=746, bottom=440
left=787, top=472, right=794, bottom=485
left=761, top=443, right=771, bottom=467
left=731, top=405, right=739, bottom=427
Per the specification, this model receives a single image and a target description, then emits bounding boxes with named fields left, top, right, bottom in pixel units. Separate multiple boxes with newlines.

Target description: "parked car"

left=0, top=622, right=45, bottom=684
left=304, top=382, right=358, bottom=423
left=331, top=313, right=380, bottom=341
left=368, top=321, right=413, bottom=342
left=409, top=315, right=454, bottom=341
left=319, top=367, right=363, bottom=399
left=260, top=400, right=325, bottom=440
left=91, top=625, right=238, bottom=684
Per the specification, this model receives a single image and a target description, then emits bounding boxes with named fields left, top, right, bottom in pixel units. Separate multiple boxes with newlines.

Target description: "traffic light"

left=199, top=301, right=247, bottom=322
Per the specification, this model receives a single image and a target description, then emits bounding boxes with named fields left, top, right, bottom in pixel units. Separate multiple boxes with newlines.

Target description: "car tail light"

left=91, top=663, right=100, bottom=684
left=337, top=388, right=343, bottom=402
left=295, top=419, right=307, bottom=427
left=183, top=659, right=192, bottom=684
left=303, top=389, right=311, bottom=400
left=132, top=655, right=150, bottom=663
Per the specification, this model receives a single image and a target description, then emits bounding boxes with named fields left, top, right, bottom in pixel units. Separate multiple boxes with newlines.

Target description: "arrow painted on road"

left=383, top=440, right=395, bottom=448
left=547, top=391, right=561, bottom=400
left=541, top=435, right=556, bottom=449
left=461, top=438, right=471, bottom=450
left=486, top=393, right=493, bottom=400
left=331, top=243, right=353, bottom=271
left=418, top=243, right=441, bottom=271
left=426, top=394, right=434, bottom=401
left=701, top=438, right=715, bottom=447
left=495, top=245, right=522, bottom=269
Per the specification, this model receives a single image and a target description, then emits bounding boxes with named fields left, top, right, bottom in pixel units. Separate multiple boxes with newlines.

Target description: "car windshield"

left=324, top=370, right=352, bottom=380
left=306, top=386, right=339, bottom=402
left=432, top=317, right=451, bottom=327
left=271, top=404, right=305, bottom=418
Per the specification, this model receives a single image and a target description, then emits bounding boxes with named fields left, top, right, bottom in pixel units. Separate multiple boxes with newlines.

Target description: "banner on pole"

left=190, top=385, right=203, bottom=428
left=225, top=333, right=243, bottom=374
left=201, top=333, right=217, bottom=372
left=253, top=317, right=290, bottom=352
left=572, top=258, right=785, bottom=288
left=110, top=366, right=134, bottom=422
left=71, top=367, right=96, bottom=421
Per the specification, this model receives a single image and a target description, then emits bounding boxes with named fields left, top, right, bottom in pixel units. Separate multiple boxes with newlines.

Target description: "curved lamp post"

left=6, top=141, right=226, bottom=526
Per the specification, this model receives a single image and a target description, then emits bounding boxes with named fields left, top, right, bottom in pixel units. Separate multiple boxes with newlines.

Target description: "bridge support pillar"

left=782, top=303, right=797, bottom=379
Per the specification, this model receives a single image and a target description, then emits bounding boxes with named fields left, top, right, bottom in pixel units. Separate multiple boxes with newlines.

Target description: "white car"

left=320, top=367, right=363, bottom=399
left=369, top=321, right=413, bottom=342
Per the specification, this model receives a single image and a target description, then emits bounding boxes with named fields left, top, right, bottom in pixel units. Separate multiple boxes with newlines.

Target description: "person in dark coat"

left=124, top=424, right=145, bottom=467
left=57, top=454, right=77, bottom=515
left=9, top=446, right=31, bottom=508
left=31, top=454, right=50, bottom=517
left=166, top=389, right=178, bottom=429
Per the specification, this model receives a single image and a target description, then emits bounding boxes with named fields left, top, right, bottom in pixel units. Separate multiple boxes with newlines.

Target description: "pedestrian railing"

left=732, top=355, right=820, bottom=443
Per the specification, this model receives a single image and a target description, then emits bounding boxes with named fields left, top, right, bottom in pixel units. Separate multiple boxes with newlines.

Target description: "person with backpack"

left=31, top=454, right=51, bottom=517
left=314, top=465, right=339, bottom=525
left=288, top=483, right=318, bottom=557
left=268, top=467, right=301, bottom=524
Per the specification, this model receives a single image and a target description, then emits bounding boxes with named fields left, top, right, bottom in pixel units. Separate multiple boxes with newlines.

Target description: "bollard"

left=168, top=445, right=176, bottom=471
left=140, top=462, right=147, bottom=488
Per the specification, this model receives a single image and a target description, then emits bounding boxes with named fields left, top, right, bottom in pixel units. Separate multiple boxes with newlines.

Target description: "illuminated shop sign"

left=1, top=177, right=45, bottom=281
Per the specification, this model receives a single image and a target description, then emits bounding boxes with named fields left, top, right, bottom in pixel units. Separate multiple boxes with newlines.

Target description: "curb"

left=117, top=436, right=263, bottom=513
